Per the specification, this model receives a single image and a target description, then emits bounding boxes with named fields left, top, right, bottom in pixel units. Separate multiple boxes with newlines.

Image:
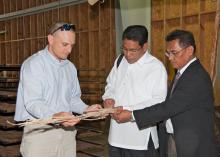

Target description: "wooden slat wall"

left=0, top=0, right=115, bottom=72
left=151, top=0, right=217, bottom=82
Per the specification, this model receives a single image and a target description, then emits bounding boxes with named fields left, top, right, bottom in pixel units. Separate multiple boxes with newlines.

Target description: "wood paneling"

left=0, top=0, right=115, bottom=109
left=0, top=0, right=115, bottom=71
left=151, top=0, right=217, bottom=81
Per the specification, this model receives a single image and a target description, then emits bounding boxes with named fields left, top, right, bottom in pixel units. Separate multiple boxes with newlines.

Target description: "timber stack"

left=0, top=64, right=21, bottom=157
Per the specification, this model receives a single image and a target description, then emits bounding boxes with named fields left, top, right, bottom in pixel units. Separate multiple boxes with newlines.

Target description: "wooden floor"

left=76, top=123, right=109, bottom=157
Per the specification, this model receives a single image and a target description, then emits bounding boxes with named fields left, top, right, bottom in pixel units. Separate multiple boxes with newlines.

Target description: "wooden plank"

left=51, top=8, right=59, bottom=23
left=165, top=0, right=181, bottom=19
left=99, top=30, right=110, bottom=69
left=11, top=19, right=18, bottom=65
left=0, top=116, right=18, bottom=129
left=0, top=145, right=21, bottom=157
left=59, top=7, right=69, bottom=22
left=183, top=15, right=200, bottom=57
left=201, top=0, right=217, bottom=13
left=22, top=0, right=29, bottom=10
left=36, top=0, right=43, bottom=6
left=183, top=0, right=199, bottom=16
left=17, top=17, right=24, bottom=63
left=109, top=0, right=116, bottom=70
left=44, top=10, right=53, bottom=34
left=0, top=77, right=18, bottom=83
left=68, top=4, right=79, bottom=66
left=70, top=33, right=79, bottom=67
left=0, top=102, right=15, bottom=114
left=4, top=0, right=10, bottom=13
left=0, top=0, right=4, bottom=14
left=0, top=90, right=17, bottom=100
left=68, top=5, right=79, bottom=29
left=16, top=0, right=22, bottom=11
left=0, top=63, right=20, bottom=71
left=88, top=4, right=99, bottom=31
left=0, top=130, right=22, bottom=145
left=151, top=21, right=165, bottom=63
left=200, top=13, right=216, bottom=74
left=0, top=42, right=6, bottom=65
left=152, top=0, right=164, bottom=21
left=78, top=3, right=88, bottom=31
left=89, top=31, right=99, bottom=68
left=10, top=0, right=17, bottom=12
left=36, top=12, right=45, bottom=50
left=23, top=15, right=31, bottom=58
left=100, top=0, right=110, bottom=30
left=5, top=21, right=12, bottom=64
left=79, top=32, right=89, bottom=68
left=81, top=94, right=102, bottom=104
left=29, top=0, right=37, bottom=8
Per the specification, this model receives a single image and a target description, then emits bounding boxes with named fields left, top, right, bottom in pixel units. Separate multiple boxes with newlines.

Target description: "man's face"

left=122, top=39, right=147, bottom=64
left=48, top=30, right=75, bottom=61
left=166, top=39, right=193, bottom=69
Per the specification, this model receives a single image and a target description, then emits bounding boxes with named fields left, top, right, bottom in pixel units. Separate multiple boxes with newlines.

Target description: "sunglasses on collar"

left=51, top=24, right=75, bottom=34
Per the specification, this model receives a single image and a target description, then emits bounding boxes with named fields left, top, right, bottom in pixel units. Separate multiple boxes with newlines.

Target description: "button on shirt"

left=102, top=51, right=167, bottom=150
left=14, top=47, right=87, bottom=121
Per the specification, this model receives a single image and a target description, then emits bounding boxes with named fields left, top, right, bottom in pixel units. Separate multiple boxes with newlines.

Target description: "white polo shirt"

left=103, top=51, right=167, bottom=150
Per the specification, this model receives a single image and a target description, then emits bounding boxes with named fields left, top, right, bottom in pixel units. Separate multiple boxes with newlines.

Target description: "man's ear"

left=143, top=42, right=148, bottom=51
left=187, top=45, right=194, bottom=55
left=47, top=34, right=53, bottom=45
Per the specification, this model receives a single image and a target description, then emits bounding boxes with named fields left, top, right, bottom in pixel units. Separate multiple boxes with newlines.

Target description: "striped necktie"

left=170, top=72, right=181, bottom=97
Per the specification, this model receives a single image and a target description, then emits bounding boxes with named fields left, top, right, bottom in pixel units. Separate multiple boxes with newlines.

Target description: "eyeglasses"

left=51, top=24, right=75, bottom=34
left=165, top=46, right=188, bottom=58
left=121, top=47, right=142, bottom=53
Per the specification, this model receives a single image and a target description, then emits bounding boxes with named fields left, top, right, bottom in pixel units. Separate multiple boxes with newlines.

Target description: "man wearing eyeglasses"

left=102, top=25, right=167, bottom=157
left=14, top=22, right=101, bottom=157
left=114, top=29, right=219, bottom=157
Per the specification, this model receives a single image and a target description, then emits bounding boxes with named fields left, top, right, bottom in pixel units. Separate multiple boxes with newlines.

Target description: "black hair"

left=122, top=25, right=148, bottom=47
left=166, top=29, right=196, bottom=53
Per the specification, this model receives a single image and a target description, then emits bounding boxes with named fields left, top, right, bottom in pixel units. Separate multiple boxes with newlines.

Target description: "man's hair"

left=48, top=21, right=75, bottom=35
left=122, top=25, right=148, bottom=47
left=166, top=29, right=196, bottom=53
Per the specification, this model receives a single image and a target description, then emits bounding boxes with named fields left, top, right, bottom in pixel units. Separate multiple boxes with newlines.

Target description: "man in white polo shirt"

left=102, top=25, right=167, bottom=157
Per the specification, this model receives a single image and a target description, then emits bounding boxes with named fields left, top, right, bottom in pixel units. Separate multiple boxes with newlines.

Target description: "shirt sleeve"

left=21, top=60, right=56, bottom=119
left=102, top=60, right=118, bottom=101
left=70, top=72, right=88, bottom=114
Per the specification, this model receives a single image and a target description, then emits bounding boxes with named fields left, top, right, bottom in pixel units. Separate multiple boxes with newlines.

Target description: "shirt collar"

left=178, top=57, right=197, bottom=75
left=45, top=46, right=68, bottom=66
left=135, top=50, right=150, bottom=66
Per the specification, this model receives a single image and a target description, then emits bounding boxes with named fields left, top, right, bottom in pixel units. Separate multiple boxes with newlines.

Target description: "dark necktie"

left=167, top=72, right=180, bottom=157
left=170, top=72, right=181, bottom=97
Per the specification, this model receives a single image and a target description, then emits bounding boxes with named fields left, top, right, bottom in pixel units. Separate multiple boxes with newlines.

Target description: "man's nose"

left=168, top=55, right=174, bottom=60
left=67, top=45, right=72, bottom=53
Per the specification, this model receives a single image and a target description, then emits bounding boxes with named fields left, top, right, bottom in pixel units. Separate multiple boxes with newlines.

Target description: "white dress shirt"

left=102, top=51, right=167, bottom=150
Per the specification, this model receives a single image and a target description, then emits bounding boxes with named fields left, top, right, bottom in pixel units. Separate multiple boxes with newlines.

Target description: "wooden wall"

left=0, top=0, right=116, bottom=104
left=0, top=0, right=116, bottom=70
left=151, top=0, right=217, bottom=82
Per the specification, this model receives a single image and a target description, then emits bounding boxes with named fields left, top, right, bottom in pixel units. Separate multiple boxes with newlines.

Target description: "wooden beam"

left=211, top=0, right=220, bottom=81
left=0, top=0, right=87, bottom=21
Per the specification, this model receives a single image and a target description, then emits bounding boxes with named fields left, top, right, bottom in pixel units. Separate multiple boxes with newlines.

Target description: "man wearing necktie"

left=114, top=29, right=219, bottom=157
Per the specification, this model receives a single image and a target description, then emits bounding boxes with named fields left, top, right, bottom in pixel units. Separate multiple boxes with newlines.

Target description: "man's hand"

left=114, top=109, right=132, bottom=123
left=85, top=104, right=102, bottom=112
left=53, top=112, right=80, bottom=127
left=103, top=99, right=115, bottom=108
